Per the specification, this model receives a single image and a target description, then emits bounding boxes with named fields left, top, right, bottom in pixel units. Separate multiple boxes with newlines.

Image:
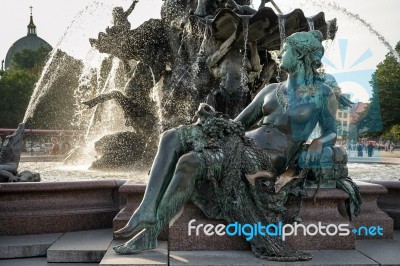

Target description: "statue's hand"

left=82, top=99, right=97, bottom=109
left=306, top=139, right=323, bottom=164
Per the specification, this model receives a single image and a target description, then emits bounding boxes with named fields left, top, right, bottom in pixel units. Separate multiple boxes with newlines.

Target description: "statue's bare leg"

left=114, top=129, right=184, bottom=238
left=114, top=152, right=201, bottom=253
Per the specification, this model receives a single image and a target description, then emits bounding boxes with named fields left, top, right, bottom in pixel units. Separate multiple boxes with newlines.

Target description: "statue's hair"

left=285, top=30, right=324, bottom=86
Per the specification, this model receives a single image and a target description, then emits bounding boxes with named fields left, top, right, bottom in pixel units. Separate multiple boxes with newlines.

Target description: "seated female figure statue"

left=113, top=30, right=338, bottom=261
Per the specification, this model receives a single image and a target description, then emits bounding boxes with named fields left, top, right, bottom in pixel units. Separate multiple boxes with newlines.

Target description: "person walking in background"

left=357, top=142, right=364, bottom=157
left=367, top=142, right=374, bottom=157
left=390, top=142, right=395, bottom=152
left=50, top=137, right=59, bottom=155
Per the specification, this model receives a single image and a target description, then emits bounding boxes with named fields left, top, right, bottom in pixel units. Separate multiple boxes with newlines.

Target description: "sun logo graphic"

left=321, top=39, right=383, bottom=140
left=322, top=39, right=375, bottom=104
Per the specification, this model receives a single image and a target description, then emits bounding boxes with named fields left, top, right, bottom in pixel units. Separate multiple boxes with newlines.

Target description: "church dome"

left=4, top=8, right=52, bottom=69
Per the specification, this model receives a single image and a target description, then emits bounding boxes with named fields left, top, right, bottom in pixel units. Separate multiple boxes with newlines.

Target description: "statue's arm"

left=317, top=89, right=338, bottom=146
left=82, top=91, right=127, bottom=109
left=124, top=0, right=139, bottom=18
left=234, top=85, right=272, bottom=130
left=306, top=87, right=337, bottom=163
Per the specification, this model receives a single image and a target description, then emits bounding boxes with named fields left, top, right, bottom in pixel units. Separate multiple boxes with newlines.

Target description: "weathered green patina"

left=113, top=30, right=360, bottom=261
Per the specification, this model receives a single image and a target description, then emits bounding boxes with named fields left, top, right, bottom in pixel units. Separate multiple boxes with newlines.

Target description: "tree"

left=356, top=73, right=382, bottom=136
left=357, top=41, right=400, bottom=137
left=0, top=47, right=51, bottom=128
left=375, top=42, right=400, bottom=131
left=384, top=125, right=400, bottom=142
left=11, top=46, right=52, bottom=75
left=0, top=69, right=36, bottom=128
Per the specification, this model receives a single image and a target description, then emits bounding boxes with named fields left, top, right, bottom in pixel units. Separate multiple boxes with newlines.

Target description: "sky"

left=1, top=0, right=399, bottom=102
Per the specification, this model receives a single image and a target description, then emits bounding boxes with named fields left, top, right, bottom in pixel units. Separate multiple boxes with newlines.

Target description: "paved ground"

left=0, top=230, right=399, bottom=266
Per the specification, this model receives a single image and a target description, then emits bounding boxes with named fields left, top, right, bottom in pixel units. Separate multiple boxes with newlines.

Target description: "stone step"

left=355, top=239, right=400, bottom=265
left=0, top=233, right=62, bottom=259
left=0, top=257, right=99, bottom=266
left=169, top=250, right=378, bottom=266
left=352, top=181, right=393, bottom=240
left=47, top=229, right=113, bottom=263
left=100, top=240, right=168, bottom=265
left=394, top=230, right=400, bottom=241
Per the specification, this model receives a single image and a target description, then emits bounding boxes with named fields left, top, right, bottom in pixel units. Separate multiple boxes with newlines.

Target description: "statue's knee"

left=159, top=129, right=180, bottom=149
left=176, top=153, right=202, bottom=173
left=160, top=129, right=177, bottom=142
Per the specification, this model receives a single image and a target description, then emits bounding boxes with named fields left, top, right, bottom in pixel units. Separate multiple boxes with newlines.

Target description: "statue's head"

left=112, top=7, right=124, bottom=20
left=279, top=30, right=324, bottom=81
left=193, top=103, right=216, bottom=124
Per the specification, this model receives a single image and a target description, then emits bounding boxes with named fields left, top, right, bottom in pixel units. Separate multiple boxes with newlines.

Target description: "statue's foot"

left=255, top=249, right=312, bottom=261
left=114, top=212, right=156, bottom=238
left=252, top=244, right=312, bottom=262
left=113, top=230, right=157, bottom=254
left=261, top=250, right=312, bottom=261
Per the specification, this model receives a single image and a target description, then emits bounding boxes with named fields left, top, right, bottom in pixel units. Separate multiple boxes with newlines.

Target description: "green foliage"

left=375, top=42, right=400, bottom=131
left=384, top=124, right=400, bottom=142
left=0, top=46, right=84, bottom=129
left=0, top=69, right=36, bottom=128
left=358, top=41, right=400, bottom=138
left=356, top=73, right=382, bottom=136
left=11, top=46, right=52, bottom=75
left=0, top=47, right=51, bottom=128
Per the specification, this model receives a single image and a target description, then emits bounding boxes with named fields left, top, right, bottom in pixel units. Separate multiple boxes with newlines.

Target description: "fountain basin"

left=0, top=178, right=396, bottom=253
left=0, top=180, right=125, bottom=236
left=17, top=160, right=400, bottom=182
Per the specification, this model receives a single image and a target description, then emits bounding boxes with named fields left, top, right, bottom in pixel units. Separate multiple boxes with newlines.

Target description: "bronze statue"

left=0, top=123, right=40, bottom=182
left=85, top=0, right=337, bottom=170
left=112, top=31, right=361, bottom=261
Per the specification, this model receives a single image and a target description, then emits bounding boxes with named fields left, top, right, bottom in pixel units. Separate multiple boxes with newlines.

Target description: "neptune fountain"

left=1, top=0, right=364, bottom=261
left=82, top=0, right=360, bottom=261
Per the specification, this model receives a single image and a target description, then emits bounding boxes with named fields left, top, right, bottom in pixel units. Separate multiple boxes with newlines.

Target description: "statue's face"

left=113, top=7, right=124, bottom=19
left=278, top=43, right=298, bottom=73
left=217, top=50, right=244, bottom=95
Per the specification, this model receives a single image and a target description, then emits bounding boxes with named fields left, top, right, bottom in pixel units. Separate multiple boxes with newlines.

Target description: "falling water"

left=241, top=17, right=250, bottom=87
left=278, top=15, right=286, bottom=46
left=308, top=19, right=315, bottom=31
left=84, top=57, right=123, bottom=140
left=22, top=1, right=112, bottom=123
left=23, top=49, right=58, bottom=123
left=192, top=25, right=209, bottom=77
left=150, top=77, right=165, bottom=133
left=71, top=47, right=108, bottom=129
